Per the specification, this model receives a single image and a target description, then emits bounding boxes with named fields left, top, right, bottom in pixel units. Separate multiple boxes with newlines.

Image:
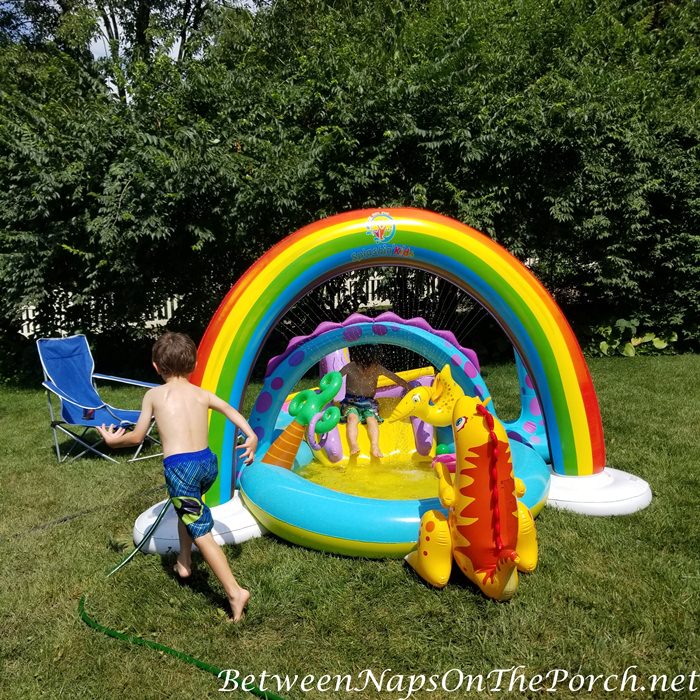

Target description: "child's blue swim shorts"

left=163, top=447, right=218, bottom=539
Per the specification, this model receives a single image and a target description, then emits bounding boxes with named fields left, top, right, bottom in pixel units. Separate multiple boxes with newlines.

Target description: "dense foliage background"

left=1, top=0, right=698, bottom=379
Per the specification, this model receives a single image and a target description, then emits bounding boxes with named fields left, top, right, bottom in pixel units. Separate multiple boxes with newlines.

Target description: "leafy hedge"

left=1, top=0, right=698, bottom=373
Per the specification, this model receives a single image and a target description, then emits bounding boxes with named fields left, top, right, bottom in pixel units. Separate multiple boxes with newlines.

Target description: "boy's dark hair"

left=350, top=344, right=379, bottom=369
left=152, top=332, right=197, bottom=377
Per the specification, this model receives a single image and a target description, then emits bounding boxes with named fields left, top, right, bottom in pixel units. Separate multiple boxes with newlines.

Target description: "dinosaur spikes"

left=458, top=490, right=476, bottom=505
left=457, top=513, right=478, bottom=526
left=457, top=474, right=475, bottom=488
left=456, top=526, right=474, bottom=543
left=458, top=496, right=476, bottom=511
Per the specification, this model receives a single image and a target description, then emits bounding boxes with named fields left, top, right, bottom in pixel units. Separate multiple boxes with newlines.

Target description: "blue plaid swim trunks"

left=340, top=393, right=383, bottom=424
left=163, top=447, right=218, bottom=539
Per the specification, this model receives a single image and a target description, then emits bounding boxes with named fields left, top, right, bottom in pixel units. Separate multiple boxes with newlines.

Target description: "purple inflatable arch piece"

left=266, top=313, right=479, bottom=461
left=265, top=312, right=480, bottom=376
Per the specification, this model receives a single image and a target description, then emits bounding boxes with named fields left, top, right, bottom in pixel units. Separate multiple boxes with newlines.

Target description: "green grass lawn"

left=1, top=357, right=699, bottom=699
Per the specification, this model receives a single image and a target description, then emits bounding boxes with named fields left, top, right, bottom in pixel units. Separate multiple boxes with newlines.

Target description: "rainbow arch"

left=192, top=208, right=605, bottom=507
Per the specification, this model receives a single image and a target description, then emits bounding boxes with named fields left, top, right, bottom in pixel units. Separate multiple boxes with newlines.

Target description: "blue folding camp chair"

left=37, top=335, right=161, bottom=462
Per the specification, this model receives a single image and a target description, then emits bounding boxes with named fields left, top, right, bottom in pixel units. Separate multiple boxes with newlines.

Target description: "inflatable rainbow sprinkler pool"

left=135, top=208, right=652, bottom=595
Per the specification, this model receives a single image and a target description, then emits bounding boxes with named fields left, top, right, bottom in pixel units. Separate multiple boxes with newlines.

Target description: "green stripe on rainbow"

left=192, top=208, right=605, bottom=507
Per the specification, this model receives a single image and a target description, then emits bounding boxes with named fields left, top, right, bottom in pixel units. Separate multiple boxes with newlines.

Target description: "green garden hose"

left=106, top=497, right=173, bottom=578
left=79, top=499, right=284, bottom=700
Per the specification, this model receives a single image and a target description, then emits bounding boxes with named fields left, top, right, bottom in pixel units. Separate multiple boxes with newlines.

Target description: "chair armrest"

left=92, top=373, right=159, bottom=389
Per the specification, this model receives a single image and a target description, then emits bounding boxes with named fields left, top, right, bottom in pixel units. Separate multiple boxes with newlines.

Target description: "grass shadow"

left=160, top=554, right=230, bottom=613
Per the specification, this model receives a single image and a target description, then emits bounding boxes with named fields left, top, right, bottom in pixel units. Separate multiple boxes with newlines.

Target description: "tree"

left=0, top=0, right=698, bottom=366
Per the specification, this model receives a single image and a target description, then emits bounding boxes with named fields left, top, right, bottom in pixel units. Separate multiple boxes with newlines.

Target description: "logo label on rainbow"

left=366, top=211, right=396, bottom=244
left=351, top=244, right=414, bottom=262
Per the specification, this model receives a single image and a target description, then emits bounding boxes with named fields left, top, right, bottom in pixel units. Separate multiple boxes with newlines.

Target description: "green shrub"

left=586, top=318, right=678, bottom=357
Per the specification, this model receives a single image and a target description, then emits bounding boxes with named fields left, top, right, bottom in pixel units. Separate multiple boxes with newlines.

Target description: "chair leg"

left=51, top=424, right=63, bottom=462
left=128, top=422, right=163, bottom=462
left=46, top=392, right=104, bottom=462
left=46, top=393, right=63, bottom=461
left=54, top=424, right=119, bottom=463
left=129, top=451, right=162, bottom=462
left=131, top=436, right=146, bottom=461
left=60, top=427, right=99, bottom=461
left=63, top=427, right=91, bottom=460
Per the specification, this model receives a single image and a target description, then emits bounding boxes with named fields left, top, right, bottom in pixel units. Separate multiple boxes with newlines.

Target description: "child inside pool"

left=97, top=332, right=257, bottom=622
left=339, top=345, right=409, bottom=458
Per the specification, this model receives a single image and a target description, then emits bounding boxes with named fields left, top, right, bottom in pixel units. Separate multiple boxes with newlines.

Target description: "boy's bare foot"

left=173, top=558, right=192, bottom=578
left=228, top=588, right=250, bottom=623
left=349, top=445, right=360, bottom=456
left=371, top=448, right=384, bottom=458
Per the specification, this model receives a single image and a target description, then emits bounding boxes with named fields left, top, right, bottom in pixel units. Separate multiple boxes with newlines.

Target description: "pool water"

left=296, top=454, right=439, bottom=500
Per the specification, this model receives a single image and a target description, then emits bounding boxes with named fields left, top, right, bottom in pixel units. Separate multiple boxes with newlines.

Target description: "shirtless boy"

left=339, top=344, right=409, bottom=458
left=97, top=332, right=257, bottom=622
